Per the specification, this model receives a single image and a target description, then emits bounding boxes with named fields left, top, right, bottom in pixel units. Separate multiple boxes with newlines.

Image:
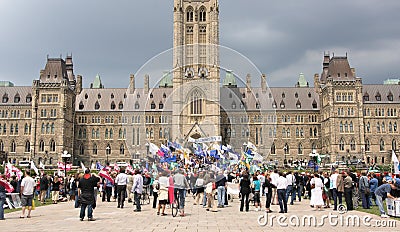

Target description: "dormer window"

left=312, top=100, right=318, bottom=109
left=163, top=93, right=166, bottom=98
left=255, top=93, right=259, bottom=98
left=123, top=93, right=127, bottom=98
left=111, top=93, right=114, bottom=99
left=84, top=93, right=88, bottom=99
left=98, top=93, right=101, bottom=99
left=2, top=94, right=8, bottom=103
left=110, top=101, right=116, bottom=110
left=159, top=102, right=164, bottom=109
left=282, top=93, right=285, bottom=98
left=150, top=101, right=156, bottom=109
left=14, top=94, right=20, bottom=103
left=135, top=101, right=140, bottom=109
left=272, top=101, right=277, bottom=108
left=388, top=92, right=393, bottom=101
left=363, top=93, right=369, bottom=101
left=256, top=102, right=261, bottom=109
left=79, top=101, right=84, bottom=110
left=242, top=93, right=245, bottom=98
left=26, top=94, right=32, bottom=103
left=375, top=92, right=381, bottom=101
left=280, top=100, right=285, bottom=109
left=150, top=93, right=153, bottom=98
left=338, top=73, right=341, bottom=77
left=232, top=101, right=236, bottom=109
left=118, top=102, right=123, bottom=110
left=295, top=92, right=298, bottom=98
left=269, top=93, right=272, bottom=98
left=95, top=101, right=100, bottom=110
left=308, top=92, right=312, bottom=98
left=137, top=94, right=140, bottom=98
left=296, top=100, right=301, bottom=109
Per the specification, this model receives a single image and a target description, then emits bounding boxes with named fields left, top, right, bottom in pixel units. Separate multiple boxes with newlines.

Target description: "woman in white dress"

left=310, top=173, right=324, bottom=210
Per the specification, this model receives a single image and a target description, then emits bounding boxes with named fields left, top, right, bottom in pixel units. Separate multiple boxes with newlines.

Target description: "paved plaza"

left=1, top=194, right=397, bottom=232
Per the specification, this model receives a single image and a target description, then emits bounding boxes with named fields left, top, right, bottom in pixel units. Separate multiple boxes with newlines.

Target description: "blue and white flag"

left=392, top=150, right=399, bottom=174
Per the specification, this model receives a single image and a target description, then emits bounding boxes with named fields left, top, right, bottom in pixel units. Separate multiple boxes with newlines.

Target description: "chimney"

left=129, top=74, right=135, bottom=94
left=323, top=52, right=330, bottom=72
left=351, top=68, right=356, bottom=77
left=261, top=74, right=266, bottom=93
left=246, top=74, right=251, bottom=92
left=76, top=75, right=82, bottom=94
left=314, top=74, right=320, bottom=91
left=144, top=74, right=149, bottom=94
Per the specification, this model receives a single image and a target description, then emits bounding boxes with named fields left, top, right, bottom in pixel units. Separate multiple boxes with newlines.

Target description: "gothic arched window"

left=199, top=7, right=206, bottom=22
left=190, top=89, right=203, bottom=115
left=186, top=7, right=194, bottom=22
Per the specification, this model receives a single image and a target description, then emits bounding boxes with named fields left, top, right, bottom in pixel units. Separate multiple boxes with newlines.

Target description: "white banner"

left=189, top=136, right=222, bottom=143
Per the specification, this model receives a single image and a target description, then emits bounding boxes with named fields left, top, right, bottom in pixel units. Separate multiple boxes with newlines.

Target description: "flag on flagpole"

left=81, top=161, right=86, bottom=172
left=149, top=143, right=159, bottom=155
left=246, top=141, right=257, bottom=151
left=30, top=161, right=39, bottom=175
left=0, top=178, right=14, bottom=193
left=99, top=169, right=114, bottom=184
left=392, top=150, right=399, bottom=174
left=39, top=161, right=45, bottom=169
left=253, top=152, right=264, bottom=162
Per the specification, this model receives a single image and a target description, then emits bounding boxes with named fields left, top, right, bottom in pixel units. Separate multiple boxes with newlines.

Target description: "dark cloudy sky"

left=1, top=0, right=399, bottom=88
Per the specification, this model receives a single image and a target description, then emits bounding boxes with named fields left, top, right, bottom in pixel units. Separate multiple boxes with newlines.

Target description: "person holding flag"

left=0, top=174, right=11, bottom=220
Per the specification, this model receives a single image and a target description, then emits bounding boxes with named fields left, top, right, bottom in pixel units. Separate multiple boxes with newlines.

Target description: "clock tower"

left=172, top=0, right=220, bottom=142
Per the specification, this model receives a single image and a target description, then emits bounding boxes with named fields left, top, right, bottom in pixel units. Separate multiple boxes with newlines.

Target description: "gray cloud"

left=0, top=0, right=399, bottom=88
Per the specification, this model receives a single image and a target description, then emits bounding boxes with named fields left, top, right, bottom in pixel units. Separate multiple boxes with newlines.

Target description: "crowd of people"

left=1, top=164, right=400, bottom=221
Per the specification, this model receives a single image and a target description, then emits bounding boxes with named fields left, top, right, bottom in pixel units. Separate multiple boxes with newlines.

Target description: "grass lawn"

left=5, top=198, right=54, bottom=214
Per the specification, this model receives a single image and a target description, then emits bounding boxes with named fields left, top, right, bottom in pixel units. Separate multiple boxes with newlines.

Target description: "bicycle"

left=171, top=196, right=179, bottom=217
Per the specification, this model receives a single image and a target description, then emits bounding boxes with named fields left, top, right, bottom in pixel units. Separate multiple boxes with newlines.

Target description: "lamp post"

left=106, top=145, right=110, bottom=165
left=61, top=150, right=71, bottom=197
left=284, top=144, right=288, bottom=166
left=145, top=142, right=149, bottom=158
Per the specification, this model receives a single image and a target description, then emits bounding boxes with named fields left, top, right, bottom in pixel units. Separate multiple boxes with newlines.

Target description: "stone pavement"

left=1, top=194, right=397, bottom=232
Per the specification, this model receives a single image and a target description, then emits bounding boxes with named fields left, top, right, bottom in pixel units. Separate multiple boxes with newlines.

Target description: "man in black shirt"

left=39, top=173, right=49, bottom=204
left=78, top=169, right=100, bottom=221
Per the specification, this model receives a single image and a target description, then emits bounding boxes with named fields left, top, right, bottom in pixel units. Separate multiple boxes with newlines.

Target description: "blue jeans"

left=297, top=185, right=303, bottom=201
left=278, top=189, right=287, bottom=213
left=360, top=191, right=370, bottom=209
left=217, top=186, right=226, bottom=206
left=332, top=188, right=343, bottom=210
left=79, top=203, right=93, bottom=219
left=174, top=189, right=186, bottom=210
left=202, top=191, right=207, bottom=207
left=0, top=196, right=5, bottom=220
left=285, top=185, right=294, bottom=204
left=376, top=195, right=385, bottom=215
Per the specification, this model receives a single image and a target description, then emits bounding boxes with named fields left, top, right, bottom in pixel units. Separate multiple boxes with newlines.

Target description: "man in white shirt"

left=257, top=172, right=265, bottom=196
left=132, top=169, right=143, bottom=212
left=115, top=168, right=128, bottom=208
left=285, top=171, right=296, bottom=205
left=330, top=169, right=342, bottom=210
left=270, top=170, right=279, bottom=204
left=20, top=170, right=36, bottom=218
left=276, top=172, right=288, bottom=213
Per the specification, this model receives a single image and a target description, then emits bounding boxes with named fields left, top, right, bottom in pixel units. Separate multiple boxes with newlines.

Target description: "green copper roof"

left=91, top=74, right=104, bottom=89
left=383, top=79, right=400, bottom=85
left=159, top=71, right=173, bottom=88
left=297, top=73, right=308, bottom=87
left=223, top=70, right=237, bottom=87
left=0, top=81, right=14, bottom=87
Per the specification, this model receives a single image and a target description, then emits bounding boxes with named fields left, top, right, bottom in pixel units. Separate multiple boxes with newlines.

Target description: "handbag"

left=363, top=177, right=370, bottom=195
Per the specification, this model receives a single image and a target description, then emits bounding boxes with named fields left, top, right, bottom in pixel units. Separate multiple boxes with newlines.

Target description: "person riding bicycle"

left=173, top=169, right=189, bottom=217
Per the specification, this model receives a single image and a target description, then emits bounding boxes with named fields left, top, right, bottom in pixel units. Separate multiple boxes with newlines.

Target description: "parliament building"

left=1, top=0, right=399, bottom=166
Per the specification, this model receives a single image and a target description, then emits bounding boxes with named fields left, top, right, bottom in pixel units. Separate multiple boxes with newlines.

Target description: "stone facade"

left=0, top=1, right=398, bottom=166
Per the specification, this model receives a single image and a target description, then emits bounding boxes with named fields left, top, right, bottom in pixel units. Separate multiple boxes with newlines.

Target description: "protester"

left=263, top=172, right=275, bottom=213
left=359, top=171, right=370, bottom=209
left=39, top=173, right=49, bottom=204
left=252, top=175, right=261, bottom=211
left=285, top=171, right=296, bottom=205
left=51, top=176, right=61, bottom=204
left=115, top=168, right=128, bottom=209
left=194, top=171, right=205, bottom=205
left=78, top=169, right=100, bottom=221
left=330, top=169, right=342, bottom=211
left=368, top=173, right=378, bottom=206
left=205, top=172, right=217, bottom=212
left=132, top=169, right=144, bottom=212
left=374, top=179, right=400, bottom=218
left=20, top=170, right=35, bottom=219
left=216, top=170, right=227, bottom=208
left=157, top=172, right=169, bottom=216
left=239, top=172, right=251, bottom=212
left=276, top=172, right=288, bottom=213
left=343, top=171, right=354, bottom=211
left=152, top=175, right=159, bottom=209
left=310, top=173, right=324, bottom=210
left=0, top=175, right=7, bottom=220
left=173, top=169, right=190, bottom=216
